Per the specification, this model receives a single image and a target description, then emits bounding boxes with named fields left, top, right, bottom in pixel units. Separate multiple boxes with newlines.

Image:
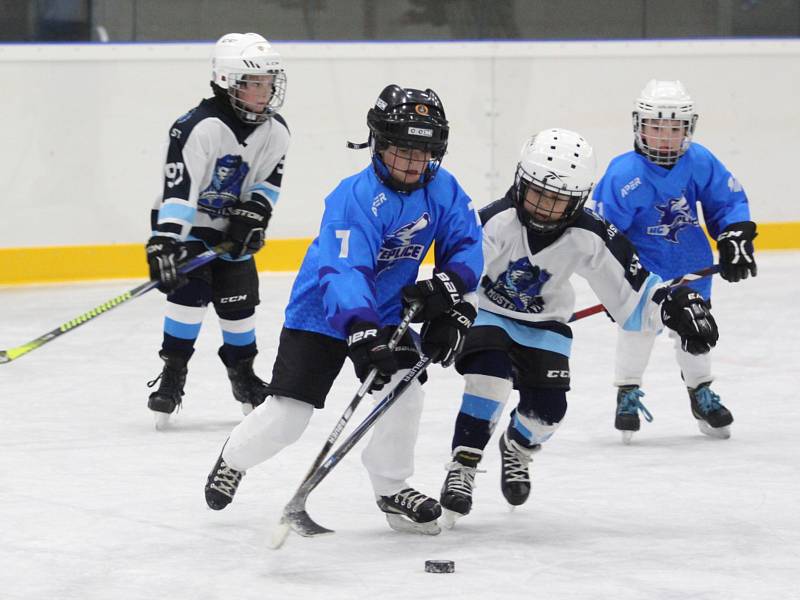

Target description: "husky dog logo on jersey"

left=482, top=257, right=551, bottom=313
left=647, top=194, right=698, bottom=243
left=377, top=213, right=431, bottom=272
left=199, top=154, right=251, bottom=217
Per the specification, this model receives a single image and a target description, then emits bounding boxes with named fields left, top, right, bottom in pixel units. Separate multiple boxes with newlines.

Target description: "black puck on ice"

left=424, top=560, right=455, bottom=574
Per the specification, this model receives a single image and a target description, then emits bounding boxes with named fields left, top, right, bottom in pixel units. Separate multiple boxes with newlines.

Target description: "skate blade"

left=621, top=430, right=634, bottom=445
left=441, top=509, right=464, bottom=529
left=152, top=411, right=172, bottom=430
left=697, top=420, right=731, bottom=439
left=384, top=513, right=441, bottom=536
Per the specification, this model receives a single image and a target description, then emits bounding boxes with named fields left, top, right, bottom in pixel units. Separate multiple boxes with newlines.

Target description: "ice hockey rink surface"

left=1, top=252, right=798, bottom=600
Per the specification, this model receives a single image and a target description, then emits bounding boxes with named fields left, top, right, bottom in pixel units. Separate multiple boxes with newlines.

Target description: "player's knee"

left=270, top=396, right=314, bottom=445
left=513, top=388, right=568, bottom=445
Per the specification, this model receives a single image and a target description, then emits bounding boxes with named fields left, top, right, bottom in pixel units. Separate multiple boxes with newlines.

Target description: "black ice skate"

left=688, top=382, right=733, bottom=439
left=219, top=349, right=269, bottom=415
left=499, top=431, right=539, bottom=507
left=615, top=385, right=653, bottom=444
left=440, top=447, right=483, bottom=528
left=205, top=447, right=246, bottom=510
left=146, top=351, right=188, bottom=430
left=376, top=488, right=442, bottom=535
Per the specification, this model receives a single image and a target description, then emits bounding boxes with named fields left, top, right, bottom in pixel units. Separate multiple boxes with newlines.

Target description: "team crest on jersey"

left=199, top=154, right=250, bottom=218
left=377, top=213, right=430, bottom=272
left=646, top=194, right=698, bottom=243
left=482, top=257, right=551, bottom=313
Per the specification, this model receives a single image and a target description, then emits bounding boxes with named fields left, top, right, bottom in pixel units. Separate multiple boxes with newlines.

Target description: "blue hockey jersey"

left=592, top=143, right=750, bottom=299
left=284, top=165, right=483, bottom=339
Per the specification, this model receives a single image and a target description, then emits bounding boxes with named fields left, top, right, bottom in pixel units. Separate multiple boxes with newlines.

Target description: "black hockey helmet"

left=364, top=84, right=449, bottom=193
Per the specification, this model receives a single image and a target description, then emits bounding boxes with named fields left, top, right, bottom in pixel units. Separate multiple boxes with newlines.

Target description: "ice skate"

left=220, top=350, right=269, bottom=415
left=440, top=447, right=483, bottom=528
left=146, top=351, right=188, bottom=430
left=499, top=431, right=539, bottom=507
left=205, top=447, right=246, bottom=510
left=688, top=382, right=732, bottom=439
left=376, top=488, right=442, bottom=535
left=615, top=385, right=653, bottom=444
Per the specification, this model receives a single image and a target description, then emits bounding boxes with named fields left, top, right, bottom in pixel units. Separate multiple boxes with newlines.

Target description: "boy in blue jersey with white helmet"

left=204, top=84, right=483, bottom=535
left=592, top=80, right=757, bottom=443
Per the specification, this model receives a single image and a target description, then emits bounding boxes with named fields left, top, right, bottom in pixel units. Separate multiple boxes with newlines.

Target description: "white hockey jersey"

left=476, top=193, right=668, bottom=357
left=150, top=96, right=290, bottom=258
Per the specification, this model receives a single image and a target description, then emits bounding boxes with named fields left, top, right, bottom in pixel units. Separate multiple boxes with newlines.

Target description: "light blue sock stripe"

left=164, top=317, right=202, bottom=340
left=222, top=329, right=256, bottom=346
left=623, top=273, right=664, bottom=331
left=474, top=310, right=572, bottom=357
left=512, top=412, right=534, bottom=442
left=461, top=393, right=503, bottom=422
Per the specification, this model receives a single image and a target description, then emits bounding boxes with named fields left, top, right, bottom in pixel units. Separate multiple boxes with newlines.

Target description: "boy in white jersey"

left=437, top=128, right=720, bottom=524
left=145, top=33, right=290, bottom=428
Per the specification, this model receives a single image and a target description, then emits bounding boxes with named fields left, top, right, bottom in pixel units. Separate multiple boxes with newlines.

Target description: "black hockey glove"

left=717, top=221, right=757, bottom=283
left=146, top=235, right=189, bottom=294
left=228, top=200, right=272, bottom=259
left=420, top=301, right=477, bottom=367
left=402, top=271, right=466, bottom=323
left=346, top=322, right=399, bottom=392
left=660, top=286, right=719, bottom=355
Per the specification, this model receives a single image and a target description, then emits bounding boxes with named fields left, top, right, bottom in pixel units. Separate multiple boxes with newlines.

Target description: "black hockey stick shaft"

left=0, top=242, right=233, bottom=364
left=568, top=265, right=719, bottom=323
left=294, top=302, right=420, bottom=486
left=280, top=354, right=433, bottom=539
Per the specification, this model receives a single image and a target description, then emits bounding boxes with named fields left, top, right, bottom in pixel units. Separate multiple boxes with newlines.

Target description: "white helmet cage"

left=633, top=79, right=698, bottom=167
left=514, top=128, right=597, bottom=234
left=211, top=33, right=287, bottom=125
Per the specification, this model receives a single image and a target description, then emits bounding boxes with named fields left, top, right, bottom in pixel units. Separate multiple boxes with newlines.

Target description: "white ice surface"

left=1, top=253, right=799, bottom=600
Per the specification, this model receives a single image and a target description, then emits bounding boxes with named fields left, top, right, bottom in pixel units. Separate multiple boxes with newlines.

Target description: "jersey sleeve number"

left=165, top=162, right=185, bottom=188
left=335, top=229, right=351, bottom=258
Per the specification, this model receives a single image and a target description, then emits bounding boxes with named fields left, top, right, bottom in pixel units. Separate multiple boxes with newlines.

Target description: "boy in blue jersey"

left=204, top=84, right=483, bottom=535
left=592, top=80, right=757, bottom=443
left=145, top=33, right=290, bottom=428
left=437, top=128, right=720, bottom=525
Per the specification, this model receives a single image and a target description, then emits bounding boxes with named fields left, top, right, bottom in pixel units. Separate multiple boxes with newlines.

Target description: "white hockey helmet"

left=514, top=128, right=596, bottom=233
left=633, top=79, right=698, bottom=167
left=211, top=32, right=286, bottom=124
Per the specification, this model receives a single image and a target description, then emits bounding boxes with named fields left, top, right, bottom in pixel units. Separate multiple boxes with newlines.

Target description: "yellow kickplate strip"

left=0, top=223, right=797, bottom=285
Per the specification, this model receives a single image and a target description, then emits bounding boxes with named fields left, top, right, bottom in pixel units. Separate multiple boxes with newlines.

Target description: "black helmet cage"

left=366, top=85, right=449, bottom=193
left=513, top=164, right=591, bottom=234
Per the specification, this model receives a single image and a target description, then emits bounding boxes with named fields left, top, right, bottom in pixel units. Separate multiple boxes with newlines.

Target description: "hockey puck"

left=424, top=560, right=455, bottom=574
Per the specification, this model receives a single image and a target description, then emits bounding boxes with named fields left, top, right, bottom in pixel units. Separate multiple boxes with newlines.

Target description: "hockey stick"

left=0, top=242, right=233, bottom=364
left=568, top=265, right=719, bottom=323
left=272, top=353, right=433, bottom=549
